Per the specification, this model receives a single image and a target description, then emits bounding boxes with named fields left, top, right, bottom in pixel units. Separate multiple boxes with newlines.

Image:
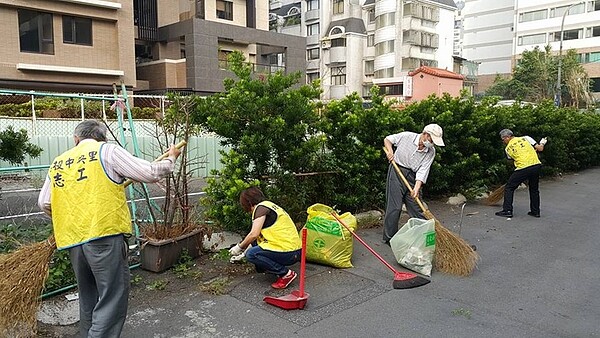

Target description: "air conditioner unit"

left=321, top=40, right=331, bottom=49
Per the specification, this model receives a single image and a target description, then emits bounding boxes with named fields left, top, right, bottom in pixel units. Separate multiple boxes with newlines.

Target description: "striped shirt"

left=385, top=131, right=435, bottom=183
left=38, top=139, right=175, bottom=216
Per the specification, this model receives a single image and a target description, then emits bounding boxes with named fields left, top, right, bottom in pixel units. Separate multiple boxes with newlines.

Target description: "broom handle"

left=299, top=228, right=306, bottom=297
left=123, top=140, right=187, bottom=187
left=382, top=147, right=429, bottom=213
left=330, top=212, right=398, bottom=274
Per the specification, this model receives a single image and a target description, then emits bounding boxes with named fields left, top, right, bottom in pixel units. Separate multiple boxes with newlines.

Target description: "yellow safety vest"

left=505, top=137, right=541, bottom=170
left=253, top=201, right=301, bottom=252
left=49, top=141, right=131, bottom=249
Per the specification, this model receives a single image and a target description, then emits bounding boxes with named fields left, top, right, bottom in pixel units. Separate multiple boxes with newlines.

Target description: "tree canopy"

left=0, top=126, right=42, bottom=165
left=484, top=45, right=592, bottom=107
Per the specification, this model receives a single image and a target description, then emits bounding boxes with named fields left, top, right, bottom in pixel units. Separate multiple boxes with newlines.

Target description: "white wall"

left=436, top=8, right=456, bottom=70
left=461, top=0, right=515, bottom=75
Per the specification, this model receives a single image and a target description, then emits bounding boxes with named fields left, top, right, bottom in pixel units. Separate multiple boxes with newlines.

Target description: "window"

left=375, top=12, right=395, bottom=29
left=590, top=77, right=600, bottom=92
left=550, top=3, right=585, bottom=18
left=550, top=28, right=583, bottom=41
left=330, top=27, right=343, bottom=35
left=519, top=9, right=547, bottom=22
left=375, top=40, right=394, bottom=55
left=218, top=50, right=232, bottom=69
left=63, top=16, right=92, bottom=45
left=331, top=66, right=346, bottom=85
left=364, top=60, right=374, bottom=74
left=374, top=67, right=394, bottom=78
left=18, top=9, right=54, bottom=54
left=579, top=51, right=600, bottom=63
left=331, top=37, right=346, bottom=47
left=518, top=33, right=546, bottom=45
left=307, top=72, right=320, bottom=83
left=307, top=48, right=320, bottom=60
left=586, top=25, right=600, bottom=37
left=333, top=0, right=344, bottom=14
left=216, top=0, right=233, bottom=20
left=307, top=23, right=319, bottom=36
left=379, top=84, right=403, bottom=95
left=307, top=0, right=319, bottom=11
left=367, top=34, right=374, bottom=47
left=368, top=9, right=375, bottom=23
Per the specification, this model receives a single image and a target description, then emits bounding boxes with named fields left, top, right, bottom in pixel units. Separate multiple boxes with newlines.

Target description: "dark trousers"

left=69, top=235, right=130, bottom=338
left=383, top=164, right=425, bottom=242
left=503, top=164, right=541, bottom=214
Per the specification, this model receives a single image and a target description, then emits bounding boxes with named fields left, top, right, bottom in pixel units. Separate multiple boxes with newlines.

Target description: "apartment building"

left=0, top=0, right=135, bottom=92
left=134, top=0, right=306, bottom=94
left=514, top=0, right=600, bottom=99
left=270, top=0, right=457, bottom=101
left=0, top=0, right=305, bottom=94
left=460, top=0, right=515, bottom=92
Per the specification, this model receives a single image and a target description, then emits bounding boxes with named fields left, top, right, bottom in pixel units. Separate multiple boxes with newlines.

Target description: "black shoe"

left=527, top=211, right=540, bottom=218
left=495, top=210, right=513, bottom=217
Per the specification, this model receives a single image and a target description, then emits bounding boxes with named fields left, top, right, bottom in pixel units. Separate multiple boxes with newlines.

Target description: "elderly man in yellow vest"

left=495, top=129, right=547, bottom=218
left=38, top=120, right=181, bottom=337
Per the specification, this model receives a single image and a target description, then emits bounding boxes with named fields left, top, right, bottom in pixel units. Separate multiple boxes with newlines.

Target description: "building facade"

left=270, top=0, right=458, bottom=101
left=460, top=0, right=515, bottom=92
left=134, top=0, right=306, bottom=94
left=0, top=0, right=305, bottom=94
left=514, top=0, right=600, bottom=99
left=0, top=0, right=135, bottom=92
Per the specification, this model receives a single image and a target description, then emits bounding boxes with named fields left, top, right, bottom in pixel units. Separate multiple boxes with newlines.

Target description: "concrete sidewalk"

left=55, top=169, right=600, bottom=337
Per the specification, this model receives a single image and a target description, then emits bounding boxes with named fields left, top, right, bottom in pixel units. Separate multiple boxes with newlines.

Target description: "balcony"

left=402, top=30, right=438, bottom=48
left=403, top=3, right=439, bottom=23
left=219, top=59, right=285, bottom=74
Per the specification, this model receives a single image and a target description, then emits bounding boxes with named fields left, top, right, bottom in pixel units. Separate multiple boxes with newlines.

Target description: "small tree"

left=0, top=126, right=42, bottom=165
left=191, top=51, right=323, bottom=230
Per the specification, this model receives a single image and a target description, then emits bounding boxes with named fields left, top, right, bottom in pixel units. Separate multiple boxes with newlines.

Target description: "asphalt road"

left=113, top=168, right=600, bottom=338
left=34, top=168, right=600, bottom=337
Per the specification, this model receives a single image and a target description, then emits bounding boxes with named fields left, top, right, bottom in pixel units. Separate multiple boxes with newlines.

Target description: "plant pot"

left=42, top=110, right=62, bottom=118
left=139, top=228, right=204, bottom=272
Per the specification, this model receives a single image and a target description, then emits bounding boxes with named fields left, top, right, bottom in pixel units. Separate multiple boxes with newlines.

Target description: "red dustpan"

left=263, top=228, right=310, bottom=310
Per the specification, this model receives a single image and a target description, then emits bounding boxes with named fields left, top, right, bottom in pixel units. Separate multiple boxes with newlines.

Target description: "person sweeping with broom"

left=382, top=124, right=445, bottom=245
left=37, top=120, right=181, bottom=337
left=495, top=129, right=546, bottom=218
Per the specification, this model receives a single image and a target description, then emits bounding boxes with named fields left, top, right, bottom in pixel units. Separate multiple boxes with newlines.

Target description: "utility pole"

left=556, top=2, right=585, bottom=107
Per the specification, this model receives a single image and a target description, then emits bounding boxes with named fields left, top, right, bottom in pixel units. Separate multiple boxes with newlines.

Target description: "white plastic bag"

left=390, top=218, right=436, bottom=276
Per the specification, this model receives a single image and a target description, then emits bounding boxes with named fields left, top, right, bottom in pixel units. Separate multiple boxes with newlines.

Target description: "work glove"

left=229, top=244, right=244, bottom=256
left=539, top=137, right=548, bottom=146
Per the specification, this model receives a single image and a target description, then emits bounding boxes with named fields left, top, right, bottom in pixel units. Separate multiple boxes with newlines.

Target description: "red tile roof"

left=409, top=66, right=464, bottom=80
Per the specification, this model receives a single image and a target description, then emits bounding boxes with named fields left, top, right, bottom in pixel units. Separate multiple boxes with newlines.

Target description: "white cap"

left=423, top=124, right=445, bottom=146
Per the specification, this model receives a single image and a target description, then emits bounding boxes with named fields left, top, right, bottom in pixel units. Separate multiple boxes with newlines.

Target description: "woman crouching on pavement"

left=229, top=187, right=302, bottom=289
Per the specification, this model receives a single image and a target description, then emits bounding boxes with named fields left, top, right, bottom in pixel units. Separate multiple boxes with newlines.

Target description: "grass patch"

left=146, top=279, right=168, bottom=291
left=451, top=308, right=472, bottom=319
left=200, top=277, right=231, bottom=295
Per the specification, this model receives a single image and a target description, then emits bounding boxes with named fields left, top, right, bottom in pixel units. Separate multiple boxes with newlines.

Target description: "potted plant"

left=137, top=94, right=208, bottom=272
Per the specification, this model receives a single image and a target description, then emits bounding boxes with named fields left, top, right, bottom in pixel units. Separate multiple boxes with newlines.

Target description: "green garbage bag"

left=302, top=203, right=357, bottom=268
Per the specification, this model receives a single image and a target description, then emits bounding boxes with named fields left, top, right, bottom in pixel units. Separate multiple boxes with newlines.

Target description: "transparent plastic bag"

left=390, top=218, right=436, bottom=276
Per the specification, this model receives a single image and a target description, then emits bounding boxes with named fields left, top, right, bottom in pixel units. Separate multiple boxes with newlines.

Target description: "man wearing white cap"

left=382, top=124, right=445, bottom=244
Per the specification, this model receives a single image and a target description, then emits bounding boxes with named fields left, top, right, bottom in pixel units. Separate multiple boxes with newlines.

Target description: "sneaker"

left=495, top=210, right=513, bottom=217
left=527, top=211, right=540, bottom=218
left=271, top=270, right=297, bottom=289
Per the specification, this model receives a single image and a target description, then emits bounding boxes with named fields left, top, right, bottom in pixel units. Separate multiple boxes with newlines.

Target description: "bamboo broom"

left=484, top=184, right=505, bottom=205
left=0, top=141, right=186, bottom=336
left=383, top=148, right=479, bottom=276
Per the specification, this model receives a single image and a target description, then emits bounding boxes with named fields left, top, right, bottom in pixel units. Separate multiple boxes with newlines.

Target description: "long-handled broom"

left=0, top=141, right=186, bottom=336
left=484, top=184, right=505, bottom=205
left=383, top=148, right=478, bottom=276
left=330, top=212, right=430, bottom=289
